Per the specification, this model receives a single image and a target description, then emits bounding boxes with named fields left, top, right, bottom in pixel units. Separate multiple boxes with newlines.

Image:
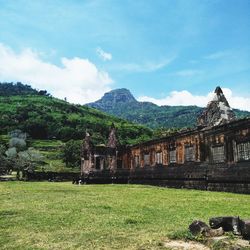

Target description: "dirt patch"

left=164, top=239, right=210, bottom=250
left=164, top=237, right=250, bottom=250
left=207, top=236, right=250, bottom=249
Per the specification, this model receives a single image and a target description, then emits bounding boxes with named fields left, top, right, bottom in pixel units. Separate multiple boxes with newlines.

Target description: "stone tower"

left=107, top=123, right=119, bottom=148
left=81, top=131, right=94, bottom=175
left=107, top=123, right=120, bottom=172
left=197, top=86, right=236, bottom=127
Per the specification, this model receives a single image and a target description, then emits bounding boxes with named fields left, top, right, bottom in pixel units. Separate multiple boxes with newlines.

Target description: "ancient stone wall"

left=81, top=118, right=250, bottom=193
left=127, top=118, right=249, bottom=169
left=80, top=162, right=250, bottom=194
left=80, top=87, right=249, bottom=193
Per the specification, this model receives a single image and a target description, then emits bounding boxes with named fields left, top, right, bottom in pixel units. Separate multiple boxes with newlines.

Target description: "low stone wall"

left=80, top=162, right=250, bottom=194
left=24, top=163, right=250, bottom=193
left=24, top=171, right=80, bottom=181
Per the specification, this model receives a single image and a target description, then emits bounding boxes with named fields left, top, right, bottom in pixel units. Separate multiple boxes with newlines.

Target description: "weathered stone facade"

left=80, top=132, right=94, bottom=175
left=80, top=87, right=250, bottom=193
left=197, top=86, right=236, bottom=127
left=127, top=118, right=249, bottom=168
left=80, top=124, right=125, bottom=175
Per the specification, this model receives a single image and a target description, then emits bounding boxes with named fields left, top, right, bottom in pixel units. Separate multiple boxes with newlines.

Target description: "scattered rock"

left=240, top=219, right=250, bottom=240
left=189, top=220, right=224, bottom=237
left=209, top=216, right=241, bottom=235
left=189, top=220, right=210, bottom=236
left=203, top=227, right=224, bottom=238
left=171, top=217, right=250, bottom=250
left=209, top=216, right=250, bottom=240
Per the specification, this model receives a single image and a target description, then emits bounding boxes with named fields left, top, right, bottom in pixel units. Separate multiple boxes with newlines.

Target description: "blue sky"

left=0, top=0, right=250, bottom=109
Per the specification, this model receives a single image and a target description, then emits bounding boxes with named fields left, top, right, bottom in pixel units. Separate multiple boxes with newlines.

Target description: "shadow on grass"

left=0, top=210, right=19, bottom=217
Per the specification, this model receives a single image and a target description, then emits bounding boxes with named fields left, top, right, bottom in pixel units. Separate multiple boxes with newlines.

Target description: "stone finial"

left=214, top=86, right=223, bottom=95
left=81, top=130, right=93, bottom=159
left=197, top=86, right=236, bottom=127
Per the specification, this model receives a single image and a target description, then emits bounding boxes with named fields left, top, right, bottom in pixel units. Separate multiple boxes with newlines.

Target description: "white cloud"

left=0, top=43, right=113, bottom=104
left=114, top=57, right=176, bottom=73
left=174, top=69, right=203, bottom=77
left=138, top=88, right=250, bottom=111
left=204, top=51, right=229, bottom=60
left=96, top=47, right=112, bottom=61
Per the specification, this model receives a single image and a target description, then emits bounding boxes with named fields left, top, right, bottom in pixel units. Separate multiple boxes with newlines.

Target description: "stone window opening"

left=144, top=153, right=150, bottom=166
left=117, top=159, right=123, bottom=169
left=95, top=156, right=101, bottom=169
left=155, top=152, right=163, bottom=165
left=169, top=149, right=176, bottom=163
left=134, top=155, right=140, bottom=168
left=185, top=146, right=195, bottom=162
left=211, top=145, right=225, bottom=163
left=237, top=141, right=250, bottom=161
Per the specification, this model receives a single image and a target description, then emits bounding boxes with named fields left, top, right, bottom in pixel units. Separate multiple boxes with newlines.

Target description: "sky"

left=0, top=0, right=250, bottom=110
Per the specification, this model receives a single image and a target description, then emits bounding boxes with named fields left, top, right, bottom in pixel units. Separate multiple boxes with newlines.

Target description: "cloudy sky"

left=0, top=0, right=250, bottom=110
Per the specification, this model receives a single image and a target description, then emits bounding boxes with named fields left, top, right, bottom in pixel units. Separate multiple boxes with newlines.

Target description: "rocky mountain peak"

left=101, top=88, right=137, bottom=104
left=87, top=87, right=248, bottom=129
left=197, top=86, right=236, bottom=127
left=87, top=88, right=137, bottom=110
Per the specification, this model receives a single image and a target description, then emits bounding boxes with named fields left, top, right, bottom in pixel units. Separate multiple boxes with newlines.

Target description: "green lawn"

left=0, top=182, right=250, bottom=250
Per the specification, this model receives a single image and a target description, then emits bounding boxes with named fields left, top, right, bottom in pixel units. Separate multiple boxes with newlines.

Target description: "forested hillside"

left=88, top=88, right=250, bottom=129
left=0, top=83, right=152, bottom=145
left=0, top=82, right=49, bottom=96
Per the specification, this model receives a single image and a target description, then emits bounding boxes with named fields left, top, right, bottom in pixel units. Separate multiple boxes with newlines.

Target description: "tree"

left=0, top=144, right=9, bottom=175
left=62, top=140, right=81, bottom=168
left=58, top=127, right=76, bottom=141
left=24, top=120, right=48, bottom=139
left=5, top=130, right=45, bottom=179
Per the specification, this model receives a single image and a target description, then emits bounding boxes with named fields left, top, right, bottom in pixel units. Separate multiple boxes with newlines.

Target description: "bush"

left=62, top=140, right=81, bottom=168
left=9, top=138, right=26, bottom=151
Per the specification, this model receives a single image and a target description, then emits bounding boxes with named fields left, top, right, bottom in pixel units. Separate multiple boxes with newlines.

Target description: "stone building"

left=81, top=123, right=125, bottom=175
left=80, top=87, right=250, bottom=193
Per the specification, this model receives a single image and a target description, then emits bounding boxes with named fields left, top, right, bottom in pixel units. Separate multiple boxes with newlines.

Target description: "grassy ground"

left=0, top=182, right=250, bottom=250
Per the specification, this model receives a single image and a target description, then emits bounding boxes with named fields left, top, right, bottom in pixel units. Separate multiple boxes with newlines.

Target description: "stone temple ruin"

left=80, top=87, right=250, bottom=193
left=197, top=86, right=236, bottom=127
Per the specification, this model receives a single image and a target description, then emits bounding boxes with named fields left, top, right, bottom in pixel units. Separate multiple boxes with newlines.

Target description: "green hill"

left=0, top=83, right=152, bottom=145
left=88, top=88, right=250, bottom=129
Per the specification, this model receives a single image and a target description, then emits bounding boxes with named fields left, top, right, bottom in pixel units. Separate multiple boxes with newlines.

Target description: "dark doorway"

left=96, top=157, right=100, bottom=169
left=117, top=159, right=123, bottom=169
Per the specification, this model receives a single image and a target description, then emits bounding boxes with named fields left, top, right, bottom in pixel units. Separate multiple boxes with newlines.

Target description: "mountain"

left=0, top=83, right=152, bottom=145
left=97, top=88, right=137, bottom=106
left=88, top=88, right=250, bottom=129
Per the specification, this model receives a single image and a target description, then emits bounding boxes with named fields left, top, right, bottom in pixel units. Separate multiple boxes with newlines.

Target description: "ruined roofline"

left=129, top=117, right=250, bottom=149
left=214, top=86, right=223, bottom=95
left=130, top=127, right=200, bottom=148
left=197, top=86, right=237, bottom=127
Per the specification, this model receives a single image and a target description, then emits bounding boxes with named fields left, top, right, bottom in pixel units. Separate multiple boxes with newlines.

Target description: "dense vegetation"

left=0, top=83, right=152, bottom=145
left=88, top=88, right=250, bottom=129
left=1, top=182, right=250, bottom=249
left=0, top=82, right=49, bottom=96
left=0, top=83, right=153, bottom=174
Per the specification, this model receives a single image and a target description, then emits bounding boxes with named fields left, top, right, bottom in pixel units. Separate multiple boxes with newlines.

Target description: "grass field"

left=0, top=182, right=250, bottom=250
